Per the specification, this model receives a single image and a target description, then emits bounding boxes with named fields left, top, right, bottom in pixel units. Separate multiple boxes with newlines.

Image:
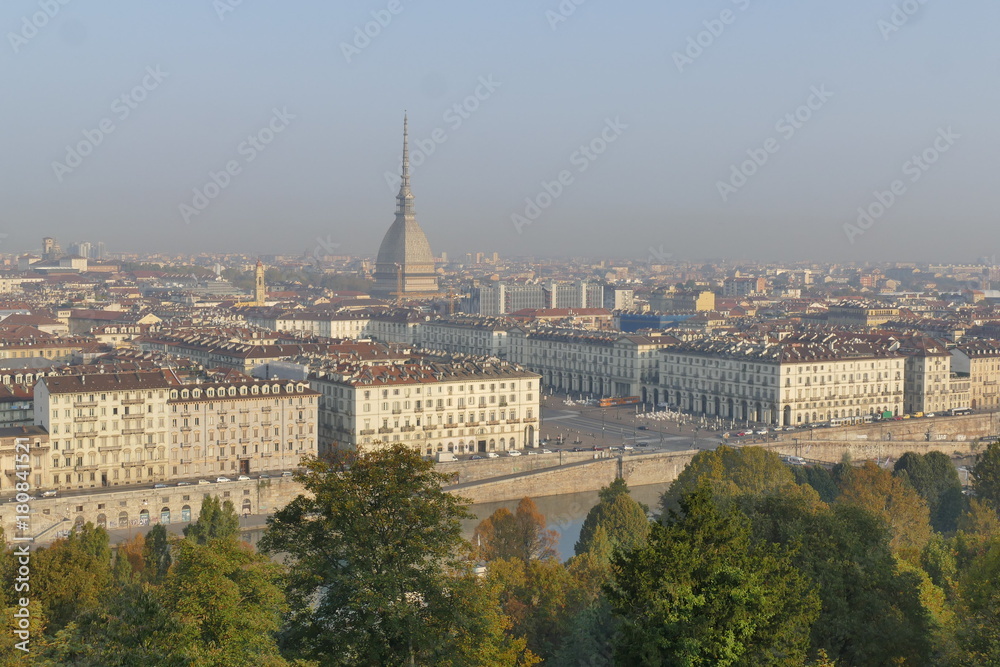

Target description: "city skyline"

left=1, top=1, right=996, bottom=262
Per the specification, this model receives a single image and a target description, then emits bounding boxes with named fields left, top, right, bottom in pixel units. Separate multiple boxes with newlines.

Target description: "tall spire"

left=396, top=112, right=415, bottom=217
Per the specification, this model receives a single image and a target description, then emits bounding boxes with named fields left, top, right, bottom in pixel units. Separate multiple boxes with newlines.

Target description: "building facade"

left=311, top=360, right=540, bottom=457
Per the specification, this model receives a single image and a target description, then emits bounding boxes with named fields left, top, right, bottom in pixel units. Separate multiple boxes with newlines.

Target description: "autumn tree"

left=838, top=461, right=933, bottom=559
left=473, top=497, right=558, bottom=562
left=30, top=522, right=113, bottom=632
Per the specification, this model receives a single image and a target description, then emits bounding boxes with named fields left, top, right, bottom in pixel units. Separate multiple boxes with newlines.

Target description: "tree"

left=473, top=497, right=558, bottom=563
left=30, top=523, right=113, bottom=632
left=183, top=496, right=240, bottom=545
left=791, top=465, right=839, bottom=504
left=972, top=441, right=1000, bottom=512
left=746, top=493, right=936, bottom=665
left=608, top=485, right=820, bottom=666
left=143, top=524, right=173, bottom=584
left=660, top=446, right=800, bottom=513
left=575, top=478, right=650, bottom=556
left=259, top=445, right=484, bottom=666
left=953, top=537, right=1000, bottom=665
left=894, top=451, right=965, bottom=533
left=161, top=537, right=290, bottom=666
left=838, top=461, right=933, bottom=559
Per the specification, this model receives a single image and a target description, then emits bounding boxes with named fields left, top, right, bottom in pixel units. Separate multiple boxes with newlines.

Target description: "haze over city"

left=2, top=0, right=997, bottom=261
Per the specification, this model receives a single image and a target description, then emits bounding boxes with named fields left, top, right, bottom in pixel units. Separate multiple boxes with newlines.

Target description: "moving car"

left=507, top=450, right=522, bottom=457
left=486, top=452, right=499, bottom=459
left=40, top=490, right=58, bottom=497
left=281, top=471, right=294, bottom=477
left=216, top=477, right=232, bottom=483
left=176, top=481, right=191, bottom=486
left=541, top=449, right=553, bottom=454
left=198, top=479, right=211, bottom=485
left=471, top=455, right=484, bottom=460
left=153, top=483, right=168, bottom=489
left=237, top=475, right=250, bottom=481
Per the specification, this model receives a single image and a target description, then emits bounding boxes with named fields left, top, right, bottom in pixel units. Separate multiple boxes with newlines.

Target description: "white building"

left=310, top=360, right=540, bottom=457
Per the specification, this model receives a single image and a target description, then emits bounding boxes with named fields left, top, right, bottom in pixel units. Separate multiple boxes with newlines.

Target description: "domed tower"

left=372, top=114, right=439, bottom=299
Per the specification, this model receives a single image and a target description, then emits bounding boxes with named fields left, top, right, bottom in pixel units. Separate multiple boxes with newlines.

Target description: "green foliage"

left=30, top=523, right=113, bottom=632
left=972, top=441, right=1000, bottom=512
left=143, top=524, right=173, bottom=584
left=259, top=445, right=478, bottom=666
left=791, top=465, right=840, bottom=504
left=953, top=537, right=1000, bottom=665
left=576, top=478, right=650, bottom=557
left=183, top=496, right=240, bottom=545
left=659, top=446, right=799, bottom=513
left=162, top=537, right=290, bottom=666
left=894, top=451, right=965, bottom=533
left=609, top=486, right=820, bottom=666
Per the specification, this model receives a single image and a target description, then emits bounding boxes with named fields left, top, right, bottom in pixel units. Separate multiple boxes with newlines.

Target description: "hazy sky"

left=1, top=1, right=996, bottom=262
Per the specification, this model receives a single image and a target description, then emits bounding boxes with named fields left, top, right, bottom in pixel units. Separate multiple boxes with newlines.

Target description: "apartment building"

left=0, top=426, right=50, bottom=496
left=166, top=379, right=318, bottom=479
left=310, top=360, right=540, bottom=456
left=952, top=340, right=1000, bottom=411
left=506, top=328, right=674, bottom=399
left=417, top=318, right=511, bottom=358
left=658, top=333, right=905, bottom=426
left=34, top=372, right=176, bottom=490
left=897, top=336, right=964, bottom=414
left=827, top=302, right=900, bottom=327
left=31, top=372, right=319, bottom=493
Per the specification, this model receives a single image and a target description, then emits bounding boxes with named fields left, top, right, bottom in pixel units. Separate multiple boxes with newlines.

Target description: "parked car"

left=541, top=449, right=553, bottom=454
left=258, top=474, right=271, bottom=479
left=40, top=490, right=58, bottom=497
left=281, top=471, right=294, bottom=477
left=237, top=475, right=250, bottom=481
left=471, top=455, right=484, bottom=460
left=486, top=452, right=499, bottom=459
left=623, top=445, right=634, bottom=451
left=176, top=481, right=191, bottom=486
left=637, top=425, right=648, bottom=430
left=216, top=477, right=232, bottom=483
left=507, top=450, right=522, bottom=457
left=755, top=429, right=768, bottom=435
left=198, top=479, right=211, bottom=485
left=153, top=483, right=168, bottom=489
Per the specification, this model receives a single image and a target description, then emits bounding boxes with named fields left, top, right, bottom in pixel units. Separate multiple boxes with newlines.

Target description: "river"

left=226, top=483, right=669, bottom=560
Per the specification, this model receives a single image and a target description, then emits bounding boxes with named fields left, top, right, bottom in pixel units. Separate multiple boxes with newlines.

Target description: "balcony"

left=261, top=406, right=272, bottom=412
left=378, top=427, right=393, bottom=434
left=506, top=418, right=521, bottom=424
left=413, top=407, right=423, bottom=413
left=121, top=398, right=145, bottom=405
left=122, top=413, right=143, bottom=421
left=144, top=442, right=157, bottom=449
left=435, top=406, right=444, bottom=411
left=359, top=429, right=375, bottom=436
left=75, top=415, right=98, bottom=422
left=73, top=400, right=98, bottom=408
left=122, top=428, right=144, bottom=435
left=400, top=425, right=416, bottom=432
left=423, top=425, right=436, bottom=431
left=99, top=445, right=120, bottom=452
left=523, top=417, right=537, bottom=423
left=74, top=464, right=99, bottom=472
left=444, top=423, right=458, bottom=429
left=466, top=421, right=480, bottom=427
left=121, top=460, right=144, bottom=468
left=487, top=420, right=499, bottom=426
